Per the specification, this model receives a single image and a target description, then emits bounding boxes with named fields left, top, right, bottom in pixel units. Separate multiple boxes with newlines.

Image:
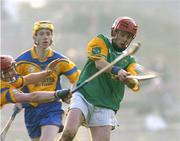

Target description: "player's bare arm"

left=14, top=91, right=55, bottom=103
left=23, top=70, right=52, bottom=85
left=13, top=89, right=71, bottom=104
left=95, top=59, right=130, bottom=81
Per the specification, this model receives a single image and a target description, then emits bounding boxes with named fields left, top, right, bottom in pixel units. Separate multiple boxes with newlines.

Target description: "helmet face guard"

left=1, top=65, right=17, bottom=83
left=111, top=17, right=138, bottom=38
left=0, top=55, right=17, bottom=83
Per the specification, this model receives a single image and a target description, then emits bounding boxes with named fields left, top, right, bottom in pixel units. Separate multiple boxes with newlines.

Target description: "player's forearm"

left=23, top=70, right=51, bottom=85
left=95, top=59, right=112, bottom=73
left=30, top=91, right=55, bottom=102
left=15, top=91, right=55, bottom=103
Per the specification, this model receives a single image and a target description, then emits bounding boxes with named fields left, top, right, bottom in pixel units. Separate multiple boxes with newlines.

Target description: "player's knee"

left=61, top=129, right=76, bottom=140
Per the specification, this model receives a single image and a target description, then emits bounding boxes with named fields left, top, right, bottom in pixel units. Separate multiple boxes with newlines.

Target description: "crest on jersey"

left=92, top=47, right=101, bottom=55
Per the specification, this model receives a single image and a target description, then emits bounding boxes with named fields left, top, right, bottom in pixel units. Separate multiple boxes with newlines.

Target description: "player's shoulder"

left=15, top=48, right=32, bottom=61
left=89, top=34, right=106, bottom=42
left=87, top=34, right=109, bottom=52
left=88, top=34, right=107, bottom=46
left=51, top=51, right=73, bottom=64
left=97, top=34, right=106, bottom=39
left=51, top=51, right=69, bottom=60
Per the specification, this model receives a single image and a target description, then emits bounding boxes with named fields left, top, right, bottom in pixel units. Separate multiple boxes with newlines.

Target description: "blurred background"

left=1, top=0, right=180, bottom=141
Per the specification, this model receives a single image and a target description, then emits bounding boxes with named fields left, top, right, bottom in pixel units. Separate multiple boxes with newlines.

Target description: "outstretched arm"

left=96, top=59, right=139, bottom=91
left=14, top=89, right=70, bottom=103
left=95, top=58, right=130, bottom=81
left=14, top=91, right=55, bottom=103
left=23, top=70, right=52, bottom=85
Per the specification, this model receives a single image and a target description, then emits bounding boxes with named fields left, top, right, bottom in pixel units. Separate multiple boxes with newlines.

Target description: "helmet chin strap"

left=1, top=70, right=17, bottom=83
left=34, top=40, right=39, bottom=45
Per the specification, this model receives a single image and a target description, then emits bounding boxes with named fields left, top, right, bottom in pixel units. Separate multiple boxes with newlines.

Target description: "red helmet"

left=0, top=55, right=15, bottom=71
left=111, top=17, right=138, bottom=38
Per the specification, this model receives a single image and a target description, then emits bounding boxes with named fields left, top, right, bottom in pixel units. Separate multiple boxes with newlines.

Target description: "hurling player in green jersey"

left=58, top=17, right=145, bottom=141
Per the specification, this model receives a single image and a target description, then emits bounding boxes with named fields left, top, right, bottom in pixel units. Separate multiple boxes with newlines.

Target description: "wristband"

left=111, top=66, right=121, bottom=75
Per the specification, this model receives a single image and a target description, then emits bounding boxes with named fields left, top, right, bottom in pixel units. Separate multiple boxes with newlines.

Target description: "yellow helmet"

left=32, top=21, right=54, bottom=36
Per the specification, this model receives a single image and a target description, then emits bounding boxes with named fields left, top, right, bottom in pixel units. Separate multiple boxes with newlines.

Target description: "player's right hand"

left=115, top=69, right=131, bottom=81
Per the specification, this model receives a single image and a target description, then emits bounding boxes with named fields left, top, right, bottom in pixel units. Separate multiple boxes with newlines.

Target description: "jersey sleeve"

left=0, top=84, right=18, bottom=106
left=125, top=57, right=141, bottom=92
left=86, top=36, right=109, bottom=61
left=55, top=58, right=80, bottom=83
left=126, top=56, right=138, bottom=75
left=127, top=63, right=138, bottom=75
left=127, top=63, right=145, bottom=76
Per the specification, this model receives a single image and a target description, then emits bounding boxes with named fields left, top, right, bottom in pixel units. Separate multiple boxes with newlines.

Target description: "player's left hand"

left=114, top=69, right=131, bottom=81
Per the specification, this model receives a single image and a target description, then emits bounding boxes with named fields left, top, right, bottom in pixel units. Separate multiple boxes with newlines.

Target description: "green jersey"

left=77, top=34, right=136, bottom=111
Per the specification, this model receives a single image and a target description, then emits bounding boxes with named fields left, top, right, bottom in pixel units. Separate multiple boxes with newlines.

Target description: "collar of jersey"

left=31, top=46, right=54, bottom=59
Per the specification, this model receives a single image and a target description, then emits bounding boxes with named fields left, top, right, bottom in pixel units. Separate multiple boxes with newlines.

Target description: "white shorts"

left=69, top=92, right=119, bottom=128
